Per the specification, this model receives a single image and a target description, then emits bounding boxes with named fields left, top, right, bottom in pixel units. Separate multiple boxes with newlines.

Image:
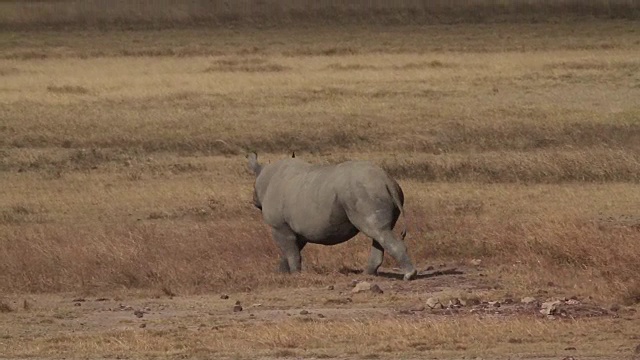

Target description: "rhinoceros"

left=247, top=152, right=417, bottom=280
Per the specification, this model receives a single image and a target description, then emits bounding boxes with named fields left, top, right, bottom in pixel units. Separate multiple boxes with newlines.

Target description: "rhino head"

left=247, top=151, right=296, bottom=210
left=247, top=152, right=263, bottom=210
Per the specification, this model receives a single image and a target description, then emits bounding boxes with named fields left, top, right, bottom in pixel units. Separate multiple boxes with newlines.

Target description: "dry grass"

left=0, top=314, right=637, bottom=358
left=1, top=20, right=640, bottom=313
left=1, top=0, right=639, bottom=30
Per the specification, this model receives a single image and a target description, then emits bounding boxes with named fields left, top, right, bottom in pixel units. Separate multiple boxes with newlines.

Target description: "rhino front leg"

left=272, top=226, right=304, bottom=273
left=365, top=240, right=384, bottom=275
left=372, top=230, right=417, bottom=281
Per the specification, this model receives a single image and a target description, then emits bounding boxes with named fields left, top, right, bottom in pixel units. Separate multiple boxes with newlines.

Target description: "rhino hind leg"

left=359, top=228, right=416, bottom=281
left=365, top=240, right=385, bottom=275
left=272, top=226, right=305, bottom=273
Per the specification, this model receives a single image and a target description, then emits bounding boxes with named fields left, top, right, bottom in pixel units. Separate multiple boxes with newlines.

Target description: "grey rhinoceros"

left=247, top=152, right=417, bottom=281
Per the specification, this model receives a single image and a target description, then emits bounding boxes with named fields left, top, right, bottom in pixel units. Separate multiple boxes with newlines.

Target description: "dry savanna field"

left=1, top=6, right=640, bottom=359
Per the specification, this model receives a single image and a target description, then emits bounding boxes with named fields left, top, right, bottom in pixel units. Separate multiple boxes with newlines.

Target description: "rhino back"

left=260, top=160, right=399, bottom=242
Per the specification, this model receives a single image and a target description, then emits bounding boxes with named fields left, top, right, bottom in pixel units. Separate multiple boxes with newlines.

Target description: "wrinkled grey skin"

left=247, top=152, right=417, bottom=281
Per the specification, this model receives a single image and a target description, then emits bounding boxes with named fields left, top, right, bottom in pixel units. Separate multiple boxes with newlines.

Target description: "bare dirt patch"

left=2, top=265, right=637, bottom=359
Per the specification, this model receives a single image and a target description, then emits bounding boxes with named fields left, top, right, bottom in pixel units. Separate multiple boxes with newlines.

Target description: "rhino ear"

left=247, top=152, right=262, bottom=176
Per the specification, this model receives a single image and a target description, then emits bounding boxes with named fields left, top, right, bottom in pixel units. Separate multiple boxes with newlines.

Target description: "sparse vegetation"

left=0, top=4, right=639, bottom=358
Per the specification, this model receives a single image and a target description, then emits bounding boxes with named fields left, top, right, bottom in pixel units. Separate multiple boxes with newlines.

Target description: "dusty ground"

left=2, top=264, right=639, bottom=359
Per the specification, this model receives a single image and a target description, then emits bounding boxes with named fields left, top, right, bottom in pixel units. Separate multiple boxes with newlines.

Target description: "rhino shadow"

left=376, top=267, right=464, bottom=280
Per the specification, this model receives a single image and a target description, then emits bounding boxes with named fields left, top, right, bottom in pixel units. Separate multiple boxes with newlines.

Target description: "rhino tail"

left=387, top=183, right=407, bottom=241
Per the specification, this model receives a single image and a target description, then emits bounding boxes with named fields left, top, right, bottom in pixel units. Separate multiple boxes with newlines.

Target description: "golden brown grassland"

left=1, top=0, right=639, bottom=30
left=1, top=18, right=640, bottom=359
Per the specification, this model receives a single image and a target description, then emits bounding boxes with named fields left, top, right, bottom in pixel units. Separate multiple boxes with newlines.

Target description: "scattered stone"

left=489, top=301, right=501, bottom=308
left=95, top=297, right=109, bottom=302
left=610, top=304, right=621, bottom=312
left=350, top=280, right=360, bottom=287
left=540, top=300, right=562, bottom=315
left=317, top=313, right=325, bottom=318
left=448, top=298, right=462, bottom=308
left=564, top=346, right=576, bottom=350
left=426, top=297, right=444, bottom=309
left=74, top=303, right=82, bottom=307
left=119, top=304, right=133, bottom=311
left=249, top=314, right=255, bottom=317
left=503, top=298, right=514, bottom=304
left=144, top=307, right=151, bottom=312
left=139, top=323, right=147, bottom=328
left=460, top=297, right=481, bottom=306
left=251, top=303, right=262, bottom=308
left=352, top=281, right=383, bottom=294
left=470, top=259, right=482, bottom=266
left=521, top=297, right=537, bottom=304
left=233, top=300, right=243, bottom=312
left=326, top=285, right=334, bottom=290
left=134, top=310, right=144, bottom=318
left=300, top=310, right=309, bottom=315
left=566, top=299, right=580, bottom=305
left=220, top=294, right=229, bottom=300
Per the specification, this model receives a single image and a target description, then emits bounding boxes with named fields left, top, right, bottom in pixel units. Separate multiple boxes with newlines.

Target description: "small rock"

left=233, top=304, right=243, bottom=312
left=460, top=298, right=481, bottom=306
left=350, top=280, right=360, bottom=288
left=470, top=259, right=482, bottom=266
left=370, top=284, right=384, bottom=294
left=610, top=304, right=621, bottom=312
left=449, top=298, right=462, bottom=308
left=503, top=298, right=514, bottom=304
left=566, top=299, right=580, bottom=305
left=249, top=314, right=255, bottom=317
left=139, top=323, right=147, bottom=328
left=326, top=285, right=334, bottom=290
left=352, top=281, right=376, bottom=293
left=74, top=302, right=82, bottom=307
left=299, top=310, right=309, bottom=315
left=144, top=307, right=151, bottom=312
left=540, top=300, right=562, bottom=315
left=426, top=297, right=444, bottom=309
left=72, top=298, right=86, bottom=302
left=220, top=294, right=229, bottom=300
left=521, top=296, right=537, bottom=304
left=134, top=310, right=144, bottom=318
left=564, top=346, right=576, bottom=350
left=95, top=297, right=109, bottom=302
left=489, top=301, right=501, bottom=308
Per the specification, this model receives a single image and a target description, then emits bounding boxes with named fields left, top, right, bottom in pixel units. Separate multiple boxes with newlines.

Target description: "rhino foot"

left=403, top=269, right=417, bottom=281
